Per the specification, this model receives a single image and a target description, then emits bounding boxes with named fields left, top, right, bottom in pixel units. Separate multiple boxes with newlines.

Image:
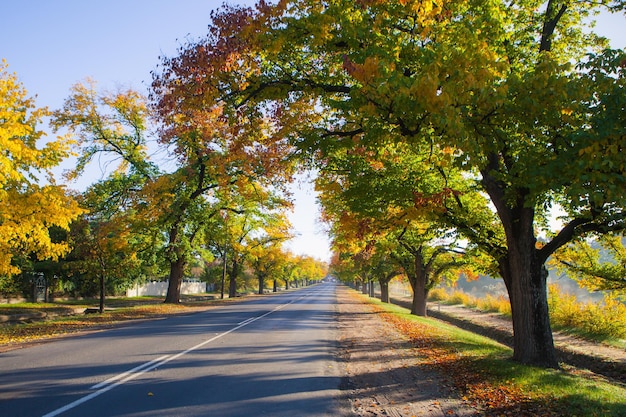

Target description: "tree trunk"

left=410, top=272, right=427, bottom=316
left=379, top=279, right=390, bottom=303
left=404, top=253, right=428, bottom=316
left=361, top=280, right=368, bottom=294
left=221, top=253, right=226, bottom=299
left=228, top=260, right=239, bottom=298
left=258, top=275, right=265, bottom=295
left=500, top=236, right=558, bottom=368
left=273, top=279, right=277, bottom=292
left=165, top=257, right=185, bottom=303
left=99, top=273, right=105, bottom=313
left=483, top=168, right=558, bottom=368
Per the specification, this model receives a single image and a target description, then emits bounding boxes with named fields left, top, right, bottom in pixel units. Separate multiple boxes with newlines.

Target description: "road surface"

left=0, top=283, right=346, bottom=416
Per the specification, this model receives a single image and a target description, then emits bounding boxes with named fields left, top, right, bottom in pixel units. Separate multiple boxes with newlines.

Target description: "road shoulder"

left=336, top=286, right=478, bottom=416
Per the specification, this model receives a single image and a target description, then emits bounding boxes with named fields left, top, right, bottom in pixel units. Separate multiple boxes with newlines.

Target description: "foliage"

left=550, top=234, right=626, bottom=293
left=548, top=284, right=626, bottom=341
left=200, top=0, right=626, bottom=367
left=51, top=82, right=166, bottom=304
left=0, top=61, right=84, bottom=279
left=476, top=294, right=512, bottom=316
left=203, top=184, right=293, bottom=297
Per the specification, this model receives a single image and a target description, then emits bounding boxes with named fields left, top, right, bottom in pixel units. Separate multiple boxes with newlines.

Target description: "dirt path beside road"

left=337, top=286, right=479, bottom=416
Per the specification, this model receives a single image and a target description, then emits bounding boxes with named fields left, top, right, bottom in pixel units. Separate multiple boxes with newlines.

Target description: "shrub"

left=579, top=294, right=626, bottom=340
left=548, top=284, right=626, bottom=341
left=477, top=294, right=511, bottom=316
left=428, top=287, right=448, bottom=302
left=447, top=290, right=475, bottom=306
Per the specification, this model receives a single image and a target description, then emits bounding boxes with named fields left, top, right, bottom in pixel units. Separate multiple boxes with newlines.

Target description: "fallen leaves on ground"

left=360, top=297, right=559, bottom=417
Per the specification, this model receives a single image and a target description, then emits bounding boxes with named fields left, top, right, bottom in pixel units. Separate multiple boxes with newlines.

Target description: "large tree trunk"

left=483, top=168, right=558, bottom=368
left=165, top=224, right=185, bottom=304
left=500, top=232, right=557, bottom=368
left=405, top=253, right=428, bottom=316
left=379, top=279, right=390, bottom=303
left=165, top=257, right=185, bottom=303
left=258, top=274, right=265, bottom=295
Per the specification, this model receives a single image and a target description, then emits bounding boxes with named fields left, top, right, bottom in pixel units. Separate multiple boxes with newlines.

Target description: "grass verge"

left=357, top=292, right=626, bottom=417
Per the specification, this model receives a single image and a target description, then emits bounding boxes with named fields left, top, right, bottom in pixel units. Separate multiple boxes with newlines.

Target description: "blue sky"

left=1, top=1, right=624, bottom=262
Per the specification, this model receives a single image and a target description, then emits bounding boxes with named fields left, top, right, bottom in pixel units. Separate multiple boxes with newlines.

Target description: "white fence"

left=126, top=281, right=207, bottom=297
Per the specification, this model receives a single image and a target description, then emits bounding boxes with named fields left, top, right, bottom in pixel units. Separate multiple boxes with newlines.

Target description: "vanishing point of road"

left=0, top=283, right=347, bottom=417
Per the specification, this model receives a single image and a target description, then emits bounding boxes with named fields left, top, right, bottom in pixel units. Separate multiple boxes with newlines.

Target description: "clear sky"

left=1, top=1, right=624, bottom=263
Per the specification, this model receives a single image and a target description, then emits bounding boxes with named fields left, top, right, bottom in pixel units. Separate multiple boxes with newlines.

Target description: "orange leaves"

left=343, top=56, right=381, bottom=85
left=411, top=187, right=460, bottom=210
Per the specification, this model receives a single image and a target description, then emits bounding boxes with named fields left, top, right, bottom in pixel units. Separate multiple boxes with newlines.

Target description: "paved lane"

left=0, top=283, right=347, bottom=417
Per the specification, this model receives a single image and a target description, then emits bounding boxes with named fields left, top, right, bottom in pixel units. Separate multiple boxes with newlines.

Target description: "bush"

left=434, top=284, right=625, bottom=341
left=477, top=294, right=511, bottom=316
left=427, top=287, right=448, bottom=302
left=549, top=284, right=626, bottom=341
left=447, top=290, right=475, bottom=306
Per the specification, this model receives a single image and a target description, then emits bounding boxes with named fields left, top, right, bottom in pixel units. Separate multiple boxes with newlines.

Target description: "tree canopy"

left=0, top=61, right=84, bottom=279
left=161, top=0, right=624, bottom=368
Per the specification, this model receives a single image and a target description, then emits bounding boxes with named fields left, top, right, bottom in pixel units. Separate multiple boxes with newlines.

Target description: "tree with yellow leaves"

left=0, top=61, right=83, bottom=285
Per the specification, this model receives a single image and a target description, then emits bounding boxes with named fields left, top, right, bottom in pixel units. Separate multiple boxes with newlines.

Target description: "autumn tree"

left=203, top=185, right=292, bottom=297
left=0, top=61, right=84, bottom=286
left=248, top=214, right=293, bottom=294
left=363, top=241, right=402, bottom=303
left=249, top=243, right=284, bottom=294
left=289, top=254, right=327, bottom=287
left=197, top=0, right=624, bottom=368
left=150, top=10, right=299, bottom=301
left=52, top=81, right=166, bottom=304
left=315, top=129, right=483, bottom=312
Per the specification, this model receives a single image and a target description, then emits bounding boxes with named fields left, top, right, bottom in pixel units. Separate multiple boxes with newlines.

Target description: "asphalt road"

left=0, top=283, right=347, bottom=417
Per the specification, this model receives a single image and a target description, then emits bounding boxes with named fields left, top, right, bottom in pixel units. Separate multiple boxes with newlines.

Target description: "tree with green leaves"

left=550, top=234, right=626, bottom=294
left=148, top=0, right=625, bottom=367
left=203, top=184, right=293, bottom=298
left=217, top=0, right=625, bottom=368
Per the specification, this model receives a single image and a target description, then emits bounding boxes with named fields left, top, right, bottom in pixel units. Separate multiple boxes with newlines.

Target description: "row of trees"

left=0, top=62, right=326, bottom=310
left=146, top=0, right=625, bottom=369
left=2, top=0, right=624, bottom=370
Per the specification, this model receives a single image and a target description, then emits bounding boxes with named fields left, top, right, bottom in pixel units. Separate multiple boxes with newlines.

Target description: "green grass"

left=364, top=295, right=626, bottom=417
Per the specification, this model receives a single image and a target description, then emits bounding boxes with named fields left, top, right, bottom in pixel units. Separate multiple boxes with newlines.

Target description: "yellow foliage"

left=0, top=61, right=84, bottom=275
